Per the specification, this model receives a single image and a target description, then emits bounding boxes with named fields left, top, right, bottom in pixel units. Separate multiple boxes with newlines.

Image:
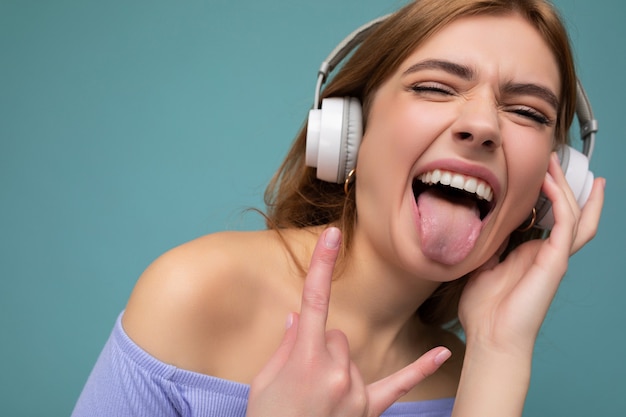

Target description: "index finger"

left=296, top=227, right=342, bottom=351
left=367, top=347, right=451, bottom=417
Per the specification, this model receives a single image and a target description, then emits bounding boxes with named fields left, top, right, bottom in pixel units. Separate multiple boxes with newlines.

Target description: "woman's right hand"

left=246, top=227, right=450, bottom=417
left=458, top=153, right=605, bottom=355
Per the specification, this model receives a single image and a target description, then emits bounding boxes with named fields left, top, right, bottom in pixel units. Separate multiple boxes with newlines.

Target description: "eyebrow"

left=403, top=58, right=559, bottom=111
left=402, top=59, right=475, bottom=80
left=502, top=82, right=559, bottom=112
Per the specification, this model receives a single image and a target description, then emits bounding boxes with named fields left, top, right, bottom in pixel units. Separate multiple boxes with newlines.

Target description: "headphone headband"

left=313, top=14, right=390, bottom=110
left=575, top=79, right=598, bottom=157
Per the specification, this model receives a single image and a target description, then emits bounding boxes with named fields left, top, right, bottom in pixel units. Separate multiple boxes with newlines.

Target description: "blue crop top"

left=72, top=313, right=454, bottom=416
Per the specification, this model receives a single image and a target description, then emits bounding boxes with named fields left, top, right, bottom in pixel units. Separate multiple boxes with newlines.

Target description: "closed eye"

left=509, top=106, right=553, bottom=126
left=409, top=82, right=455, bottom=96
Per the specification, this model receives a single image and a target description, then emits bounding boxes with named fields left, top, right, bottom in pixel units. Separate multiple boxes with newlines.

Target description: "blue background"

left=1, top=1, right=624, bottom=415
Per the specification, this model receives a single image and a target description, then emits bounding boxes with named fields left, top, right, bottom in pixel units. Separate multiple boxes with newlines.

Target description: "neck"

left=278, top=225, right=453, bottom=384
left=324, top=230, right=445, bottom=380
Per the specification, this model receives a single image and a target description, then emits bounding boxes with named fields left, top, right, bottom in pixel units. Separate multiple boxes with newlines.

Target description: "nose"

left=451, top=93, right=501, bottom=151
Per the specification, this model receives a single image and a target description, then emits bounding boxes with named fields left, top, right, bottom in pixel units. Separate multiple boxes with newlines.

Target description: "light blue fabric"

left=72, top=313, right=454, bottom=417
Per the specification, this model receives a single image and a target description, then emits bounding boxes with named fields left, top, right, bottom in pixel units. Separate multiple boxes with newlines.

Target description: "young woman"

left=73, top=1, right=605, bottom=416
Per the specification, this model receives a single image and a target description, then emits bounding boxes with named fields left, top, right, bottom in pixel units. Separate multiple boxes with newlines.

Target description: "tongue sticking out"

left=417, top=188, right=483, bottom=265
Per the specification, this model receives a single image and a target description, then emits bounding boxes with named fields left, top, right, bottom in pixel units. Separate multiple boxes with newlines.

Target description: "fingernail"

left=285, top=312, right=295, bottom=329
left=545, top=171, right=555, bottom=183
left=324, top=227, right=341, bottom=249
left=552, top=151, right=559, bottom=162
left=434, top=348, right=452, bottom=366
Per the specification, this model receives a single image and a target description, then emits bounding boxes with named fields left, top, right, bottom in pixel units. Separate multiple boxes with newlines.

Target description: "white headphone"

left=305, top=15, right=598, bottom=230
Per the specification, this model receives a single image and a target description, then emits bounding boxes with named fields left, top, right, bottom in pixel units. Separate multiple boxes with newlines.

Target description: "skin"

left=122, top=12, right=605, bottom=417
left=354, top=12, right=560, bottom=281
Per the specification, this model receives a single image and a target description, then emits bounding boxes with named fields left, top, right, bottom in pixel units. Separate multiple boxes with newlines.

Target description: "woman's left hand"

left=458, top=152, right=605, bottom=354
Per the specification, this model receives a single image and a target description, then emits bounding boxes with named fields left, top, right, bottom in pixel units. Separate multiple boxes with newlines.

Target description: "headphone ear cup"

left=340, top=97, right=363, bottom=181
left=534, top=145, right=594, bottom=229
left=306, top=97, right=363, bottom=183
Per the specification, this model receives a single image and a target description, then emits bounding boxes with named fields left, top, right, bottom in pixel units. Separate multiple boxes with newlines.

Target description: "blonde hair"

left=264, top=0, right=577, bottom=327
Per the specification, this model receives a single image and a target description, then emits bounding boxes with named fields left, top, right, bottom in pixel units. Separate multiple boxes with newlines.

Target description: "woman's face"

left=354, top=13, right=560, bottom=280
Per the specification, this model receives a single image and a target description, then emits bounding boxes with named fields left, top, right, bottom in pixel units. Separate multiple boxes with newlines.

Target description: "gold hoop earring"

left=344, top=169, right=356, bottom=195
left=517, top=207, right=537, bottom=232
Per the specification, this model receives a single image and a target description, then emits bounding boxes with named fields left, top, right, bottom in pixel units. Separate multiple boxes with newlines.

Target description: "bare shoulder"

left=122, top=229, right=300, bottom=375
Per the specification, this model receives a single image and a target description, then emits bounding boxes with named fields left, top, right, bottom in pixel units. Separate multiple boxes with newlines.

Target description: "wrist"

left=452, top=340, right=533, bottom=417
left=463, top=325, right=538, bottom=359
left=463, top=338, right=533, bottom=375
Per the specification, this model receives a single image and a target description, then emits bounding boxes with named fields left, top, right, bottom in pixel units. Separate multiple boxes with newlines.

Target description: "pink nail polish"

left=285, top=313, right=295, bottom=329
left=552, top=151, right=560, bottom=163
left=434, top=349, right=452, bottom=366
left=324, top=227, right=341, bottom=249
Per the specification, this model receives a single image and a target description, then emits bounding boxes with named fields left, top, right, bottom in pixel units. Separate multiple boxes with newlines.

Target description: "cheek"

left=362, top=101, right=446, bottom=162
left=359, top=111, right=414, bottom=176
left=356, top=103, right=434, bottom=218
left=504, top=137, right=551, bottom=203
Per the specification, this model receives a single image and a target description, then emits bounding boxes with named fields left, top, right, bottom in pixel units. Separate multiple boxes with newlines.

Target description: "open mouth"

left=412, top=169, right=495, bottom=221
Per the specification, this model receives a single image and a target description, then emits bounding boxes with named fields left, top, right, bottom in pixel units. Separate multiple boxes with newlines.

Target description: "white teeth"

left=464, top=177, right=477, bottom=194
left=418, top=169, right=493, bottom=202
left=440, top=171, right=452, bottom=186
left=450, top=174, right=465, bottom=190
left=476, top=182, right=486, bottom=198
left=431, top=169, right=442, bottom=184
